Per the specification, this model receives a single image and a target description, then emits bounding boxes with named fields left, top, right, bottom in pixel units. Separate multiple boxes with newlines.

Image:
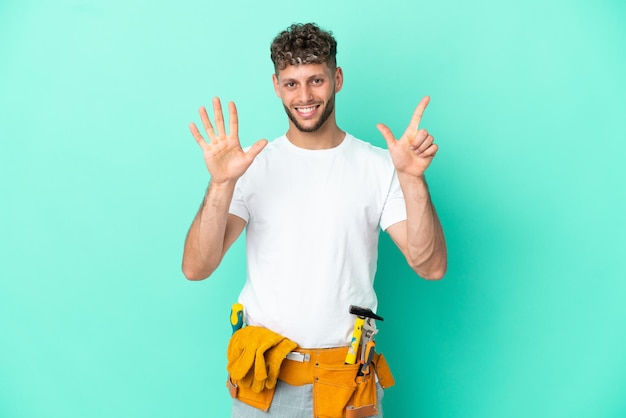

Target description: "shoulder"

left=345, top=134, right=393, bottom=167
left=243, top=136, right=285, bottom=162
left=261, top=135, right=286, bottom=152
left=347, top=134, right=387, bottom=154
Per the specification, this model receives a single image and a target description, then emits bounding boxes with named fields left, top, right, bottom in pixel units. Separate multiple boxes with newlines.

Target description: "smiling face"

left=273, top=63, right=343, bottom=133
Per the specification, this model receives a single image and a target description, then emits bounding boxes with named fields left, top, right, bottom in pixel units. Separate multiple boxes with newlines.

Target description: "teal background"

left=1, top=0, right=625, bottom=417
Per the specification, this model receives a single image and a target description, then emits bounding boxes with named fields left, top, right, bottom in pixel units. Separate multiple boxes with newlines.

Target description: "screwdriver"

left=230, top=303, right=244, bottom=334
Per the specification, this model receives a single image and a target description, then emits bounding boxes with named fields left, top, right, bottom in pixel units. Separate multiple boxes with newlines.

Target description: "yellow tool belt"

left=227, top=344, right=395, bottom=418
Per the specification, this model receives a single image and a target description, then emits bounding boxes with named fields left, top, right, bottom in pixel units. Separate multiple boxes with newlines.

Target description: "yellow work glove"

left=226, top=326, right=285, bottom=384
left=237, top=365, right=256, bottom=391
left=248, top=338, right=298, bottom=393
left=264, top=338, right=298, bottom=390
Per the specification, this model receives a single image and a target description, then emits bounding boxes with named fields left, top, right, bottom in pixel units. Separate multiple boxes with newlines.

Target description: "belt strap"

left=285, top=351, right=311, bottom=362
left=347, top=404, right=379, bottom=418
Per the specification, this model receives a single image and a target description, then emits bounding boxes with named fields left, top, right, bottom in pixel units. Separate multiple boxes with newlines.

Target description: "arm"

left=377, top=96, right=447, bottom=280
left=182, top=182, right=246, bottom=280
left=182, top=97, right=267, bottom=281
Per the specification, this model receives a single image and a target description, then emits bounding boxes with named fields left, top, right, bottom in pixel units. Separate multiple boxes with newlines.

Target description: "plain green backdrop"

left=1, top=0, right=625, bottom=417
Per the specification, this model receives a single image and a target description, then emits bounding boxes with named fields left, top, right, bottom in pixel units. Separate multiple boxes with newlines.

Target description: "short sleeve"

left=228, top=180, right=250, bottom=222
left=379, top=171, right=407, bottom=231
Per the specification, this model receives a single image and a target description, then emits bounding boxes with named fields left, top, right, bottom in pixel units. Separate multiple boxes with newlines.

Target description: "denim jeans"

left=231, top=380, right=384, bottom=417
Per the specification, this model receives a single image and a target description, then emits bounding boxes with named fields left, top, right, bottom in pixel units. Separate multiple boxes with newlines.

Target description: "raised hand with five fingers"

left=376, top=96, right=437, bottom=178
left=189, top=97, right=268, bottom=184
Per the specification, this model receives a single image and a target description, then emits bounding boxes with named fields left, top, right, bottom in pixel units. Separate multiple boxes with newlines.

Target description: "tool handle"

left=358, top=341, right=376, bottom=376
left=345, top=316, right=365, bottom=364
left=230, top=303, right=244, bottom=334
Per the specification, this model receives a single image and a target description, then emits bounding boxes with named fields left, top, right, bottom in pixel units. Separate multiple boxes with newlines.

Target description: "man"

left=183, top=23, right=446, bottom=418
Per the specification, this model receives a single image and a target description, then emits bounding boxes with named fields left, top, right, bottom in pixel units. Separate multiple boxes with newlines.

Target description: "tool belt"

left=226, top=328, right=395, bottom=418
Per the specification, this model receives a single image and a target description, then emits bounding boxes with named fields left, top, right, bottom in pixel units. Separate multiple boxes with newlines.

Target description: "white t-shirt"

left=229, top=133, right=406, bottom=348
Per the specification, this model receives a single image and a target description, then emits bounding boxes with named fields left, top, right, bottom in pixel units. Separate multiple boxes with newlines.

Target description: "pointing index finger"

left=403, top=96, right=430, bottom=137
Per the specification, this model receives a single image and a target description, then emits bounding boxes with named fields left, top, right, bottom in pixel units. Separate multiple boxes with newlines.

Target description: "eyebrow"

left=281, top=74, right=327, bottom=83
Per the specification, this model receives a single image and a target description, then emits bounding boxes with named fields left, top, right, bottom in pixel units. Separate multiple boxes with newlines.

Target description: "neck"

left=285, top=118, right=345, bottom=150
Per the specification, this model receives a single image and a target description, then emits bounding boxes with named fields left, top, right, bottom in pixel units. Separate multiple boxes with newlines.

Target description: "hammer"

left=345, top=305, right=384, bottom=372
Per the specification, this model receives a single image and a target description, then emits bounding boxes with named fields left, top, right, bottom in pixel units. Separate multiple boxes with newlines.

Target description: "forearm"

left=398, top=173, right=447, bottom=280
left=182, top=180, right=237, bottom=280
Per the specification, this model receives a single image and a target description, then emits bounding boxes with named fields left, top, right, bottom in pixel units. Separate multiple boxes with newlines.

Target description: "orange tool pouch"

left=225, top=326, right=297, bottom=412
left=228, top=344, right=395, bottom=417
left=226, top=376, right=275, bottom=413
left=345, top=352, right=395, bottom=418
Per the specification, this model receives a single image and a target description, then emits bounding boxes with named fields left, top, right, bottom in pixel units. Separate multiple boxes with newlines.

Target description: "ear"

left=272, top=74, right=281, bottom=98
left=334, top=67, right=344, bottom=93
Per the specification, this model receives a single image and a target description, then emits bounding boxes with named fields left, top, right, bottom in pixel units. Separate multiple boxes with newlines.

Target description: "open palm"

left=189, top=97, right=267, bottom=184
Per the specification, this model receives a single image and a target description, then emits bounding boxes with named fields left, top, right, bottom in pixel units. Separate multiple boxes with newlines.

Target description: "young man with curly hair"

left=183, top=23, right=447, bottom=418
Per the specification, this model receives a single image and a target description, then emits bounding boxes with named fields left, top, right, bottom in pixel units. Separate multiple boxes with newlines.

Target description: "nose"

left=298, top=85, right=313, bottom=103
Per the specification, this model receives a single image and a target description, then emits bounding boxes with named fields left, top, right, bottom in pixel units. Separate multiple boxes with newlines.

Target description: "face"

left=273, top=63, right=343, bottom=133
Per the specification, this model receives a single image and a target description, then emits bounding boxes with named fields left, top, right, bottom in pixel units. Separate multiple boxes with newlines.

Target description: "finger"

left=213, top=97, right=226, bottom=138
left=416, top=135, right=435, bottom=153
left=413, top=131, right=432, bottom=152
left=245, top=139, right=268, bottom=161
left=409, top=129, right=429, bottom=150
left=189, top=122, right=208, bottom=149
left=228, top=101, right=239, bottom=139
left=402, top=96, right=430, bottom=138
left=199, top=106, right=216, bottom=142
left=376, top=123, right=397, bottom=149
left=419, top=143, right=438, bottom=158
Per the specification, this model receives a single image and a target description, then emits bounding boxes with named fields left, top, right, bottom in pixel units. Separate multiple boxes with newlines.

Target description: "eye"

left=312, top=78, right=324, bottom=85
left=284, top=81, right=296, bottom=89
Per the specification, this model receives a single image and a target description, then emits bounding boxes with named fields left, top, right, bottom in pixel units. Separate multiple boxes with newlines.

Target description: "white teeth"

left=297, top=106, right=316, bottom=113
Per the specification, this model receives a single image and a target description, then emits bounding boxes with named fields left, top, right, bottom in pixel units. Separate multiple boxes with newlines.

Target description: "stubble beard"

left=284, top=93, right=336, bottom=133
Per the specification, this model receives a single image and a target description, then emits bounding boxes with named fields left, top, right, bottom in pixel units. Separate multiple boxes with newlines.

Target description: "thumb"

left=376, top=123, right=396, bottom=150
left=245, top=139, right=268, bottom=160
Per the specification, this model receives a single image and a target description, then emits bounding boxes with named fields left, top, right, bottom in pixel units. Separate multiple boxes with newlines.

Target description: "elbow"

left=408, top=258, right=447, bottom=280
left=182, top=251, right=221, bottom=281
left=418, top=265, right=447, bottom=280
left=183, top=272, right=207, bottom=281
left=181, top=263, right=214, bottom=281
left=408, top=251, right=447, bottom=281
